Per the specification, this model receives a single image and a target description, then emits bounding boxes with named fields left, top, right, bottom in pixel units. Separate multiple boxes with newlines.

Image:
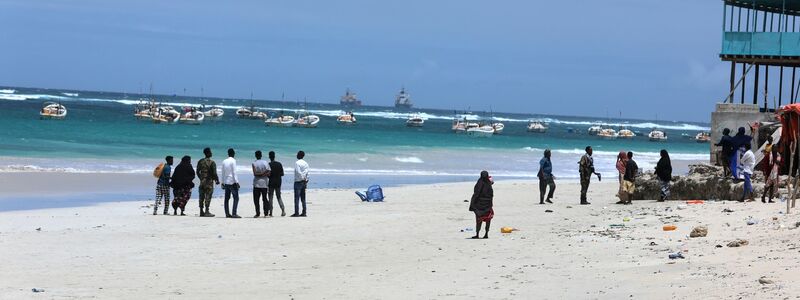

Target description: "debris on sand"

left=689, top=226, right=708, bottom=238
left=758, top=277, right=775, bottom=284
left=727, top=239, right=749, bottom=247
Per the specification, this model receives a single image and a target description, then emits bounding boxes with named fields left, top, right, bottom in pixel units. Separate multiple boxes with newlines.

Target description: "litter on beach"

left=662, top=225, right=677, bottom=231
left=500, top=227, right=517, bottom=233
left=685, top=200, right=704, bottom=204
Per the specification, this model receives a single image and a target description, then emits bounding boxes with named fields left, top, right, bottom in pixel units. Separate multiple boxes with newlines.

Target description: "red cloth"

left=477, top=208, right=494, bottom=222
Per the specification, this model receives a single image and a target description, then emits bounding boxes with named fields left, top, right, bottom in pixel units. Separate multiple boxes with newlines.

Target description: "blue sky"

left=0, top=0, right=724, bottom=122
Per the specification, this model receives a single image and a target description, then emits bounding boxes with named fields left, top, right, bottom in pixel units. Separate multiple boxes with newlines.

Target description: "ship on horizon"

left=394, top=86, right=412, bottom=109
left=340, top=88, right=362, bottom=107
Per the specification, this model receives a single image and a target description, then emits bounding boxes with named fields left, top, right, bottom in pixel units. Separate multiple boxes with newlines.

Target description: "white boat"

left=179, top=108, right=205, bottom=125
left=648, top=129, right=668, bottom=142
left=204, top=107, right=224, bottom=119
left=491, top=122, right=505, bottom=134
left=695, top=132, right=711, bottom=143
left=466, top=125, right=495, bottom=138
left=406, top=114, right=425, bottom=127
left=40, top=102, right=67, bottom=120
left=152, top=107, right=180, bottom=124
left=337, top=112, right=357, bottom=125
left=134, top=98, right=156, bottom=120
left=265, top=113, right=296, bottom=127
left=618, top=127, right=635, bottom=139
left=587, top=123, right=603, bottom=135
left=527, top=120, right=548, bottom=133
left=294, top=112, right=320, bottom=128
left=452, top=118, right=479, bottom=133
left=597, top=128, right=618, bottom=139
left=236, top=107, right=253, bottom=118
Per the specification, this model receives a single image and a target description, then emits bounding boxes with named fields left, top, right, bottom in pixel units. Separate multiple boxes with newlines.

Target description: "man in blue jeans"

left=221, top=148, right=241, bottom=218
left=291, top=150, right=309, bottom=217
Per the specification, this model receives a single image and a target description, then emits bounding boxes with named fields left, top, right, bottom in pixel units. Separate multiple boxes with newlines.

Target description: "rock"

left=31, top=288, right=44, bottom=293
left=722, top=208, right=734, bottom=213
left=747, top=219, right=758, bottom=225
left=727, top=239, right=749, bottom=247
left=689, top=226, right=708, bottom=238
left=545, top=210, right=553, bottom=213
left=632, top=163, right=764, bottom=201
left=668, top=252, right=684, bottom=259
left=35, top=227, right=41, bottom=231
left=758, top=277, right=775, bottom=284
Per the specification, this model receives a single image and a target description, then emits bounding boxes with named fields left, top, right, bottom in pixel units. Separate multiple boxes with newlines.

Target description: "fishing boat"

left=293, top=112, right=320, bottom=128
left=204, top=106, right=224, bottom=119
left=597, top=128, right=618, bottom=139
left=152, top=107, right=180, bottom=124
left=179, top=107, right=205, bottom=125
left=133, top=98, right=156, bottom=120
left=265, top=112, right=295, bottom=127
left=695, top=132, right=711, bottom=143
left=466, top=125, right=495, bottom=138
left=39, top=102, right=67, bottom=120
left=648, top=129, right=668, bottom=142
left=587, top=123, right=603, bottom=135
left=406, top=114, right=424, bottom=127
left=527, top=120, right=548, bottom=133
left=491, top=122, right=505, bottom=134
left=337, top=111, right=357, bottom=125
left=340, top=89, right=362, bottom=107
left=617, top=126, right=635, bottom=139
left=394, top=87, right=413, bottom=109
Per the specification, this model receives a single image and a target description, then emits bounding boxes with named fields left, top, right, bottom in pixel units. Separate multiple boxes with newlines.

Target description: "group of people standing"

left=153, top=148, right=311, bottom=218
left=716, top=127, right=781, bottom=202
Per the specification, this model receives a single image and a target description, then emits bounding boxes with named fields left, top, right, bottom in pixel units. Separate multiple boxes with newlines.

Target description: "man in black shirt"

left=267, top=151, right=286, bottom=217
left=622, top=151, right=638, bottom=205
left=715, top=128, right=734, bottom=177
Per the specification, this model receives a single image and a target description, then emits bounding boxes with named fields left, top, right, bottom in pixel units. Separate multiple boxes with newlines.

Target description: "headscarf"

left=479, top=170, right=490, bottom=184
left=616, top=151, right=627, bottom=174
left=656, top=150, right=672, bottom=181
left=731, top=127, right=752, bottom=149
left=171, top=155, right=196, bottom=189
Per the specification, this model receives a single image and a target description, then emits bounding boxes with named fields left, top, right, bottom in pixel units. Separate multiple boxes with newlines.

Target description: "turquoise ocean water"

left=0, top=86, right=710, bottom=208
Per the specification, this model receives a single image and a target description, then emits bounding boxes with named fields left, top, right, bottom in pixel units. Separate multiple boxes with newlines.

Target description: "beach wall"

left=710, top=103, right=775, bottom=164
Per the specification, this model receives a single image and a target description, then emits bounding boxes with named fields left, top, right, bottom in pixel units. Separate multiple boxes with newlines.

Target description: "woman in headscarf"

left=170, top=155, right=196, bottom=216
left=469, top=170, right=493, bottom=239
left=655, top=149, right=672, bottom=202
left=730, top=127, right=753, bottom=179
left=615, top=151, right=627, bottom=204
left=762, top=147, right=781, bottom=203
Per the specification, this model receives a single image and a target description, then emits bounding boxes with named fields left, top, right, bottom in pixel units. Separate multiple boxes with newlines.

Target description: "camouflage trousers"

left=198, top=184, right=214, bottom=208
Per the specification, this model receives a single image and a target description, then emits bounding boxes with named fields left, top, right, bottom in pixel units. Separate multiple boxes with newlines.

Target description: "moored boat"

left=40, top=102, right=67, bottom=120
left=204, top=106, right=224, bottom=119
left=695, top=132, right=711, bottom=143
left=618, top=127, right=635, bottom=139
left=265, top=113, right=295, bottom=127
left=527, top=120, right=548, bottom=133
left=337, top=111, right=357, bottom=125
left=179, top=108, right=205, bottom=125
left=597, top=128, right=618, bottom=139
left=648, top=129, right=668, bottom=142
left=294, top=112, right=320, bottom=128
left=406, top=114, right=424, bottom=127
left=466, top=125, right=495, bottom=138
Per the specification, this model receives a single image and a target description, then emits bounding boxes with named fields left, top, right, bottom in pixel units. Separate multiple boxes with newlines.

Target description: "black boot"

left=204, top=205, right=215, bottom=217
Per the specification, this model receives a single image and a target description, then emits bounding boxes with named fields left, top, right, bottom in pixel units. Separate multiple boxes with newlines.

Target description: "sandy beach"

left=1, top=178, right=797, bottom=299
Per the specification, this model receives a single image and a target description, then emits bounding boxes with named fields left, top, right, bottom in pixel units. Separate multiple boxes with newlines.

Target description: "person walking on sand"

left=614, top=151, right=628, bottom=204
left=222, top=148, right=241, bottom=218
left=740, top=142, right=756, bottom=202
left=291, top=151, right=309, bottom=217
left=153, top=156, right=174, bottom=215
left=170, top=155, right=196, bottom=216
left=252, top=150, right=271, bottom=218
left=762, top=147, right=781, bottom=203
left=578, top=146, right=601, bottom=205
left=196, top=148, right=219, bottom=217
left=538, top=149, right=555, bottom=204
left=621, top=151, right=638, bottom=205
left=655, top=150, right=672, bottom=202
left=268, top=151, right=286, bottom=217
left=715, top=128, right=734, bottom=177
left=469, top=170, right=494, bottom=239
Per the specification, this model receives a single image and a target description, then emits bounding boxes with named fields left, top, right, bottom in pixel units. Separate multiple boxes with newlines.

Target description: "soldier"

left=196, top=148, right=219, bottom=217
left=578, top=146, right=601, bottom=205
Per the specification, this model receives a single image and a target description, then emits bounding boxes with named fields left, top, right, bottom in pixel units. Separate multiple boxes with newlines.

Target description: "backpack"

left=153, top=163, right=165, bottom=178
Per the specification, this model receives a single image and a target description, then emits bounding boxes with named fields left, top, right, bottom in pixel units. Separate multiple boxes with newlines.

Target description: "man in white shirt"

left=252, top=150, right=271, bottom=218
left=740, top=142, right=756, bottom=202
left=222, top=148, right=241, bottom=218
left=291, top=150, right=309, bottom=217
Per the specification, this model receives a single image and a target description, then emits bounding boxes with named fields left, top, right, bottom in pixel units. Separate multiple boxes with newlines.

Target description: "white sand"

left=1, top=179, right=798, bottom=299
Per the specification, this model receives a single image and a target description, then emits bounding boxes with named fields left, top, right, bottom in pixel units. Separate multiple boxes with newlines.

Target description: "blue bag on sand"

left=356, top=185, right=385, bottom=202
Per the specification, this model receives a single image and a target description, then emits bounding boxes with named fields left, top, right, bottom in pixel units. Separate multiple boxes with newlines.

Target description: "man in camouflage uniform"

left=196, top=147, right=220, bottom=217
left=578, top=146, right=601, bottom=205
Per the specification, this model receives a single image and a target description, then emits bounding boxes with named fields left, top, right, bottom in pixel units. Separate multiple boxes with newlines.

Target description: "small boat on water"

left=204, top=106, right=224, bottom=119
left=695, top=132, right=711, bottom=143
left=265, top=112, right=296, bottom=127
left=152, top=107, right=180, bottom=124
left=466, top=125, right=495, bottom=138
left=648, top=129, right=668, bottom=142
left=236, top=106, right=267, bottom=120
left=597, top=128, right=618, bottom=139
left=617, top=127, right=635, bottom=139
left=587, top=123, right=603, bottom=135
left=527, top=120, right=548, bottom=133
left=134, top=98, right=156, bottom=120
left=40, top=102, right=67, bottom=120
left=179, top=108, right=205, bottom=125
left=491, top=122, right=505, bottom=134
left=337, top=111, right=357, bottom=125
left=406, top=114, right=424, bottom=127
left=294, top=112, right=320, bottom=128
